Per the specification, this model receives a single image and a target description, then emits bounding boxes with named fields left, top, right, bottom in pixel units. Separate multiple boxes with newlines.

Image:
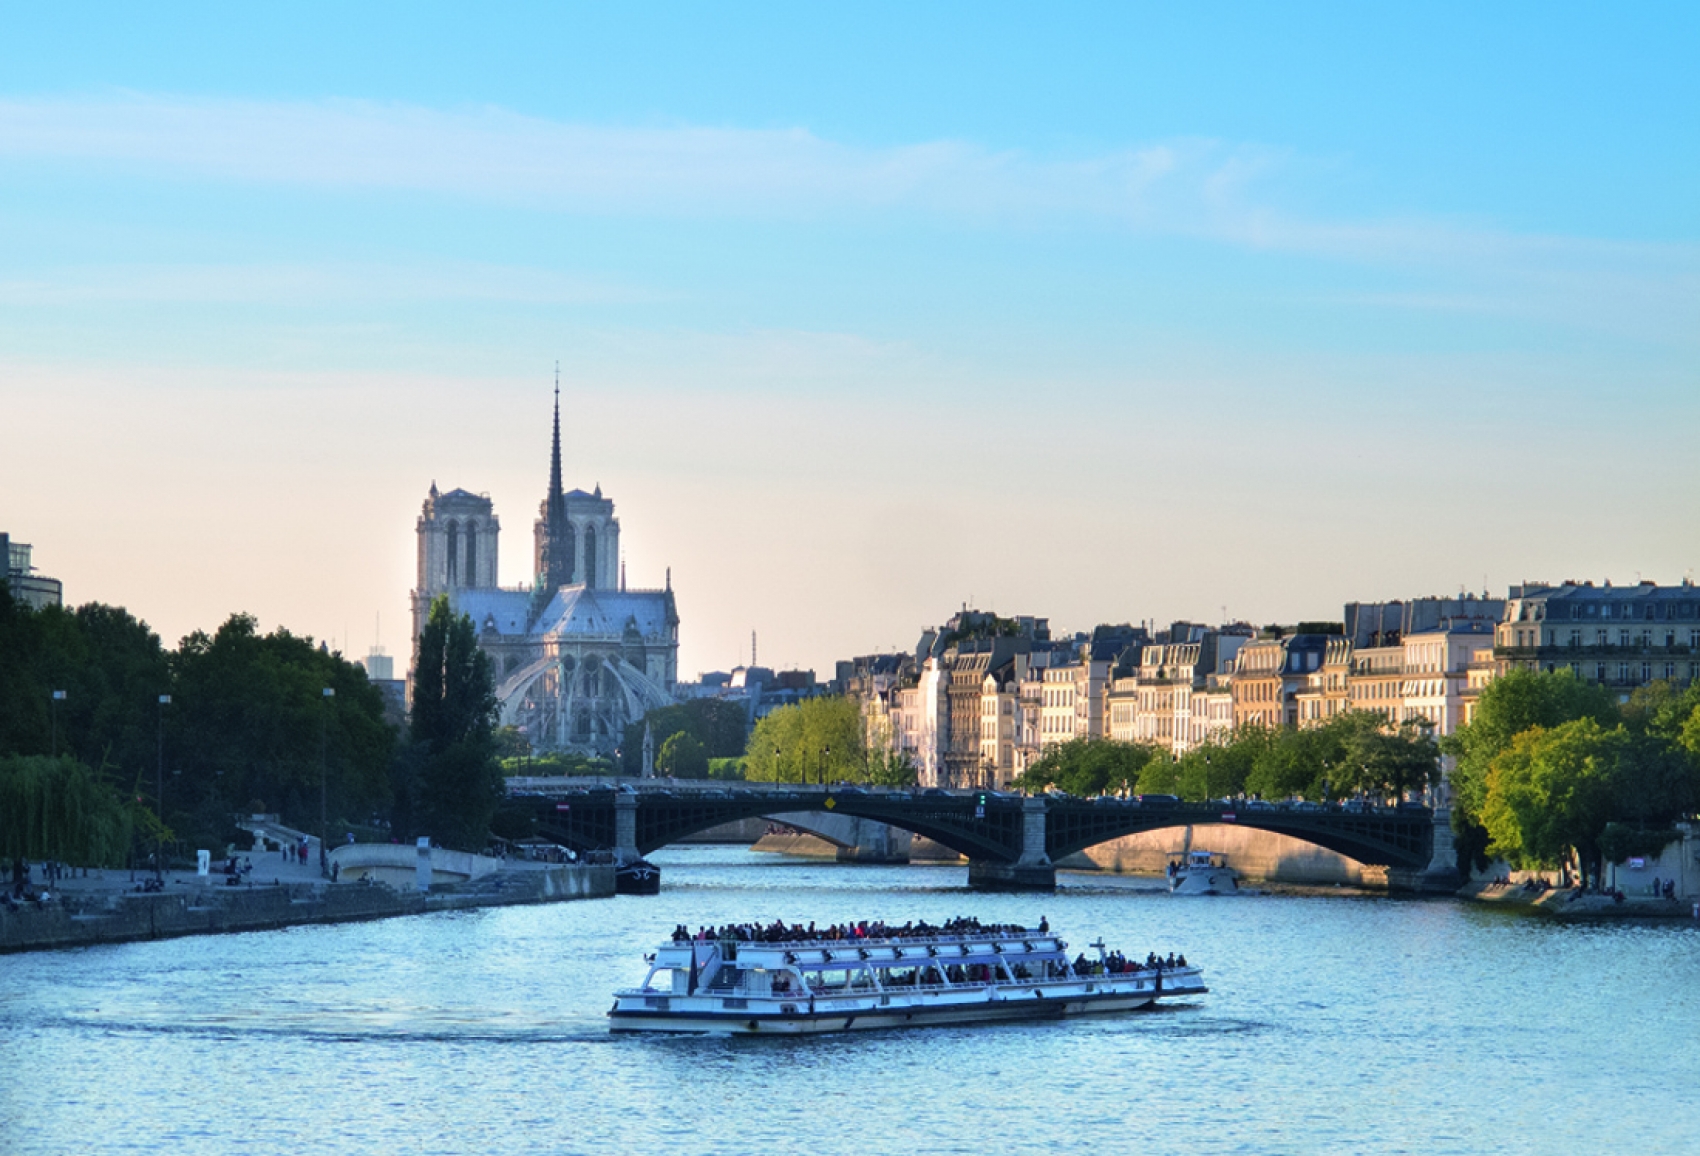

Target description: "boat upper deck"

left=657, top=933, right=1071, bottom=971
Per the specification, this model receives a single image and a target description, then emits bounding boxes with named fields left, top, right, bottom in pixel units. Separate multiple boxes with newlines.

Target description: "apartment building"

left=1497, top=580, right=1700, bottom=697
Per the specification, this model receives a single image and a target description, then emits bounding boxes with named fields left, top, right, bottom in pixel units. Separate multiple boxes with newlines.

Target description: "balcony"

left=1497, top=643, right=1696, bottom=660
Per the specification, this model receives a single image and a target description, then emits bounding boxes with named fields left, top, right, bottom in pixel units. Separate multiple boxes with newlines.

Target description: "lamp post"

left=50, top=689, right=66, bottom=759
left=320, top=687, right=335, bottom=876
left=774, top=746, right=782, bottom=784
left=821, top=744, right=830, bottom=787
left=156, top=694, right=170, bottom=881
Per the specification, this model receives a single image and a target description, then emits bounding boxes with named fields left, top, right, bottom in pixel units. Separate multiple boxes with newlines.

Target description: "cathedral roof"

left=447, top=589, right=532, bottom=635
left=536, top=586, right=674, bottom=640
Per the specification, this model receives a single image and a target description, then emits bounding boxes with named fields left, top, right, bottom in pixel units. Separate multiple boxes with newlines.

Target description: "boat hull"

left=615, top=858, right=661, bottom=895
left=609, top=981, right=1205, bottom=1035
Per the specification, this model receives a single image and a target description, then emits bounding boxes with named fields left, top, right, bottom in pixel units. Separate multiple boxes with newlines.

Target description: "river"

left=2, top=847, right=1697, bottom=1155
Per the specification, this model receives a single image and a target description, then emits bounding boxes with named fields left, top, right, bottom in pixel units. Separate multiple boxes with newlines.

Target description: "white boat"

left=1168, top=850, right=1238, bottom=895
left=608, top=923, right=1206, bottom=1034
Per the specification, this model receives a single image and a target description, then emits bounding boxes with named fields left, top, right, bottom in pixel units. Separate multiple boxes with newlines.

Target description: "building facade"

left=1496, top=580, right=1700, bottom=696
left=1, top=533, right=63, bottom=610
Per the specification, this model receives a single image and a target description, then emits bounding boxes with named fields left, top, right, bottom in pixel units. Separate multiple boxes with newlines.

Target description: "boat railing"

left=679, top=930, right=1055, bottom=953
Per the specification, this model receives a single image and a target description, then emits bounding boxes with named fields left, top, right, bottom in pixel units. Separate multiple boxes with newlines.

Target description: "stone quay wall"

left=1, top=864, right=614, bottom=955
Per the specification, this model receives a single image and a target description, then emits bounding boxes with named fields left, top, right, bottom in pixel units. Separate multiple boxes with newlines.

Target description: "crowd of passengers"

left=670, top=915, right=1052, bottom=945
left=761, top=950, right=1189, bottom=994
left=1082, top=951, right=1187, bottom=975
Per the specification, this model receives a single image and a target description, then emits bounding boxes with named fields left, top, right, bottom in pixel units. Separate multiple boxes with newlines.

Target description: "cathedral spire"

left=534, top=363, right=576, bottom=608
left=548, top=362, right=564, bottom=516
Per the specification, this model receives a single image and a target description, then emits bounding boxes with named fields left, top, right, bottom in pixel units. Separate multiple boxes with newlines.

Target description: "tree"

left=744, top=697, right=866, bottom=783
left=1481, top=721, right=1625, bottom=882
left=170, top=614, right=394, bottom=850
left=657, top=731, right=708, bottom=778
left=406, top=595, right=501, bottom=849
left=1443, top=669, right=1617, bottom=871
left=1017, top=739, right=1161, bottom=797
left=0, top=755, right=133, bottom=865
left=621, top=698, right=748, bottom=774
left=1479, top=717, right=1698, bottom=885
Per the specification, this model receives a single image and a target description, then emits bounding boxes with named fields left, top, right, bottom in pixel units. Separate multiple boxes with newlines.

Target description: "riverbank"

left=1460, top=878, right=1700, bottom=921
left=1, top=862, right=614, bottom=954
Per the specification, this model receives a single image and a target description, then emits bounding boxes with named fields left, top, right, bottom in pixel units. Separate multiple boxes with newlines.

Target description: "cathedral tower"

left=416, top=483, right=500, bottom=596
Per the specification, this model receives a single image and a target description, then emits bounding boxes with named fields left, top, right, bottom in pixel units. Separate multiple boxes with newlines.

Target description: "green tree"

left=1481, top=720, right=1625, bottom=882
left=1443, top=669, right=1617, bottom=872
left=406, top=595, right=501, bottom=849
left=657, top=731, right=709, bottom=777
left=745, top=697, right=865, bottom=784
left=0, top=755, right=133, bottom=865
left=621, top=698, right=748, bottom=774
left=1016, top=738, right=1161, bottom=797
left=170, top=614, right=394, bottom=850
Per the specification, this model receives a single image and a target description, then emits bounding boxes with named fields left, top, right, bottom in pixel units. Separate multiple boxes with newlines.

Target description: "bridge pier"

left=834, top=817, right=911, bottom=864
left=1398, top=806, right=1463, bottom=893
left=613, top=793, right=640, bottom=865
left=967, top=797, right=1055, bottom=892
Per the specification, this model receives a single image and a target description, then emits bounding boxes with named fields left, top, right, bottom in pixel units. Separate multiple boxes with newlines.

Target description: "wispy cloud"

left=1, top=94, right=1693, bottom=336
left=0, top=260, right=661, bottom=307
left=0, top=94, right=1196, bottom=220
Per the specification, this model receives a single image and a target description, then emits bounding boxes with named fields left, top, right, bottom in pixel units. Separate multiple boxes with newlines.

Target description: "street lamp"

left=320, top=687, right=335, bottom=876
left=156, top=694, right=170, bottom=881
left=50, top=689, right=66, bottom=759
left=774, top=746, right=782, bottom=784
left=821, top=744, right=830, bottom=787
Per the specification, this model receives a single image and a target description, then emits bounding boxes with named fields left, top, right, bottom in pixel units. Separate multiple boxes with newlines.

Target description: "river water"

left=3, top=847, right=1697, bottom=1155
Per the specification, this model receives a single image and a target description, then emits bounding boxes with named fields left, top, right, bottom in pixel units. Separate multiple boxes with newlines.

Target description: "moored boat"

left=615, top=857, right=662, bottom=895
left=608, top=919, right=1205, bottom=1034
left=1168, top=849, right=1238, bottom=895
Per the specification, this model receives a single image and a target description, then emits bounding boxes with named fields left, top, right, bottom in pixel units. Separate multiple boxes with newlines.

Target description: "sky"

left=1, top=3, right=1696, bottom=677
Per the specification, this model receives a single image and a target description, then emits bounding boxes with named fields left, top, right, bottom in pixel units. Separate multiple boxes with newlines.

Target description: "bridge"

left=505, top=783, right=1462, bottom=893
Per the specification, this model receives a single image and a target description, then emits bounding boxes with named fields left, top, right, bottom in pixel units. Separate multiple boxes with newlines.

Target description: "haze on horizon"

left=2, top=3, right=1696, bottom=678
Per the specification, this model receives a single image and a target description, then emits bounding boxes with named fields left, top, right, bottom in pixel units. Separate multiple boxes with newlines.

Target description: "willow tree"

left=0, top=755, right=132, bottom=866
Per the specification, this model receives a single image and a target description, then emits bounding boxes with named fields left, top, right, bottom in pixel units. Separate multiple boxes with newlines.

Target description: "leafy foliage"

left=744, top=697, right=870, bottom=784
left=1443, top=669, right=1620, bottom=872
left=404, top=595, right=501, bottom=850
left=0, top=755, right=133, bottom=865
left=657, top=731, right=708, bottom=777
left=1120, top=712, right=1437, bottom=804
left=170, top=614, right=394, bottom=849
left=620, top=698, right=749, bottom=774
left=1017, top=738, right=1162, bottom=796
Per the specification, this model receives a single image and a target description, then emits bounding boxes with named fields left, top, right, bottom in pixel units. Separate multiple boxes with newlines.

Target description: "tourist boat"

left=608, top=925, right=1205, bottom=1034
left=1168, top=849, right=1238, bottom=895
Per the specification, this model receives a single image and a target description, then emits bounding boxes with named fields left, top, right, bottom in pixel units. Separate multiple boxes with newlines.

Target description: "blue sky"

left=2, top=3, right=1695, bottom=674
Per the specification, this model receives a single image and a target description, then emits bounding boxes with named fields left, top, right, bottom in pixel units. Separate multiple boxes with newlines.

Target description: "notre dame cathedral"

left=409, top=386, right=680, bottom=755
